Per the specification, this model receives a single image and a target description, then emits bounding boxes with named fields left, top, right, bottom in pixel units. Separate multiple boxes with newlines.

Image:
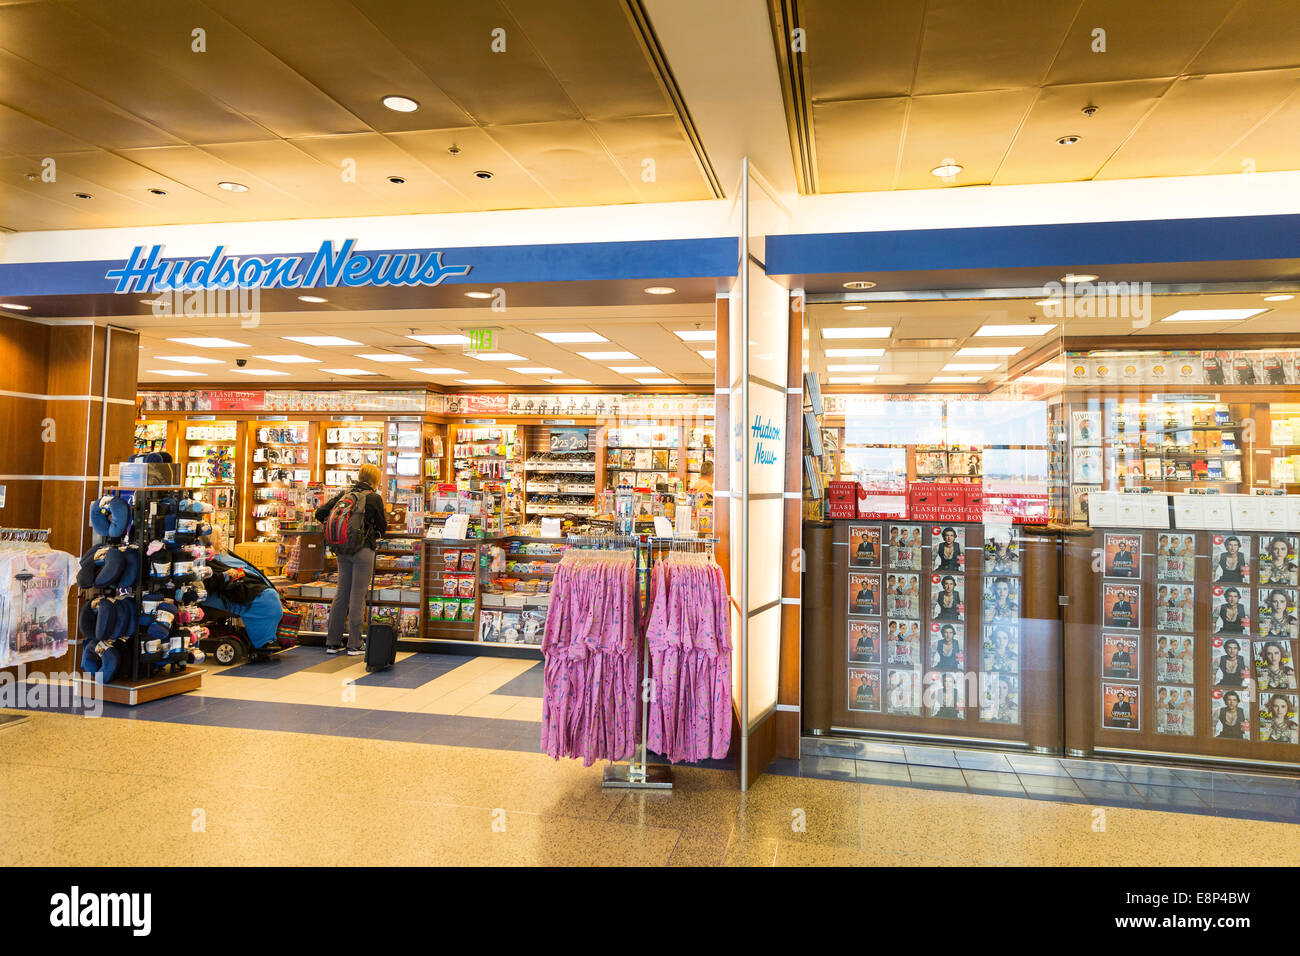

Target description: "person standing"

left=315, top=463, right=387, bottom=656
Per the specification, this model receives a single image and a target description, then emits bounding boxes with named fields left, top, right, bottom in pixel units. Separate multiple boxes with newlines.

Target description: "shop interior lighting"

left=1, top=302, right=31, bottom=310
left=932, top=375, right=981, bottom=382
left=545, top=378, right=590, bottom=385
left=930, top=161, right=963, bottom=178
left=381, top=95, right=420, bottom=112
left=255, top=355, right=319, bottom=364
left=943, top=362, right=999, bottom=371
left=822, top=327, right=891, bottom=339
left=156, top=355, right=223, bottom=365
left=609, top=366, right=662, bottom=374
left=825, top=348, right=885, bottom=357
left=457, top=378, right=503, bottom=385
left=828, top=376, right=875, bottom=383
left=1263, top=294, right=1294, bottom=302
left=842, top=280, right=877, bottom=289
left=297, top=295, right=328, bottom=303
left=282, top=335, right=361, bottom=346
left=464, top=291, right=494, bottom=299
left=974, top=324, right=1057, bottom=337
left=217, top=181, right=248, bottom=192
left=411, top=367, right=466, bottom=375
left=635, top=377, right=679, bottom=384
left=1160, top=308, right=1266, bottom=322
left=166, top=337, right=249, bottom=348
left=697, top=350, right=716, bottom=360
left=827, top=364, right=880, bottom=372
left=578, top=350, right=636, bottom=360
left=509, top=367, right=562, bottom=375
left=644, top=286, right=675, bottom=295
left=954, top=346, right=1023, bottom=356
left=536, top=332, right=608, bottom=343
left=843, top=305, right=868, bottom=311
left=1061, top=273, right=1098, bottom=283
left=147, top=369, right=207, bottom=377
left=406, top=333, right=470, bottom=345
left=672, top=330, right=715, bottom=342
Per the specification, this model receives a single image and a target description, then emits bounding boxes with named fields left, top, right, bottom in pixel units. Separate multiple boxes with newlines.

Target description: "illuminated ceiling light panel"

left=411, top=367, right=465, bottom=375
left=457, top=378, right=503, bottom=385
left=165, top=337, right=248, bottom=348
left=545, top=378, right=590, bottom=385
left=578, top=351, right=637, bottom=361
left=828, top=376, right=875, bottom=384
left=636, top=377, right=679, bottom=384
left=255, top=355, right=319, bottom=364
left=509, top=367, right=562, bottom=375
left=943, top=363, right=999, bottom=371
left=155, top=355, right=223, bottom=365
left=609, top=366, right=662, bottom=374
left=827, top=364, right=879, bottom=372
left=1160, top=309, right=1267, bottom=322
left=697, top=350, right=716, bottom=360
left=472, top=352, right=527, bottom=362
left=147, top=369, right=207, bottom=377
left=672, top=330, right=715, bottom=342
left=825, top=348, right=885, bottom=357
left=954, top=346, right=1023, bottom=356
left=282, top=335, right=362, bottom=346
left=821, top=327, right=891, bottom=338
left=406, top=333, right=470, bottom=345
left=974, top=324, right=1057, bottom=337
left=932, top=375, right=981, bottom=382
left=536, top=332, right=608, bottom=343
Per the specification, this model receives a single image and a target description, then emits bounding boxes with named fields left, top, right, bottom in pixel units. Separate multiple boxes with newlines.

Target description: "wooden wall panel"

left=0, top=314, right=50, bottom=394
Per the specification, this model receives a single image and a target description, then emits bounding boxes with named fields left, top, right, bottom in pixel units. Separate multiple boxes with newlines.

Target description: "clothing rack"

left=592, top=533, right=720, bottom=791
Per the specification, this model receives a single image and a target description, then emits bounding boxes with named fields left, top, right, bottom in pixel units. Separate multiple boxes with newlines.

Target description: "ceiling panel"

left=994, top=79, right=1171, bottom=185
left=590, top=114, right=713, bottom=203
left=1200, top=87, right=1300, bottom=175
left=486, top=120, right=637, bottom=205
left=1098, top=69, right=1300, bottom=179
left=1188, top=0, right=1300, bottom=74
left=894, top=89, right=1039, bottom=188
left=801, top=0, right=926, bottom=100
left=1044, top=0, right=1237, bottom=85
left=911, top=0, right=1080, bottom=95
left=809, top=97, right=907, bottom=192
left=388, top=127, right=558, bottom=209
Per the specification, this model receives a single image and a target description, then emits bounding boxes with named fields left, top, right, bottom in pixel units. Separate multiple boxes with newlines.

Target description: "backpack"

left=325, top=490, right=369, bottom=556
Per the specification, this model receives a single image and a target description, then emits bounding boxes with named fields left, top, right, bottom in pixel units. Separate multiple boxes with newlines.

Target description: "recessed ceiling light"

left=822, top=327, right=891, bottom=339
left=697, top=350, right=716, bottom=360
left=147, top=369, right=207, bottom=377
left=578, top=351, right=637, bottom=360
left=457, top=378, right=502, bottom=385
left=825, top=348, right=885, bottom=357
left=843, top=305, right=868, bottom=311
left=411, top=367, right=466, bottom=375
left=73, top=192, right=92, bottom=199
left=1061, top=273, right=1098, bottom=283
left=1034, top=299, right=1057, bottom=306
left=156, top=355, right=224, bottom=365
left=297, top=295, right=328, bottom=304
left=635, top=377, right=678, bottom=384
left=974, top=324, right=1057, bottom=337
left=1160, top=308, right=1267, bottom=322
left=932, top=375, right=981, bottom=383
left=644, top=286, right=675, bottom=295
left=1056, top=135, right=1081, bottom=146
left=827, top=364, right=879, bottom=372
left=355, top=353, right=418, bottom=363
left=508, top=367, right=562, bottom=375
left=147, top=187, right=167, bottom=196
left=1, top=302, right=32, bottom=311
left=381, top=95, right=419, bottom=113
left=387, top=176, right=406, bottom=185
left=943, top=362, right=999, bottom=371
left=610, top=366, right=662, bottom=374
left=545, top=378, right=590, bottom=385
left=472, top=352, right=526, bottom=362
left=166, top=337, right=249, bottom=348
left=828, top=376, right=875, bottom=384
left=930, top=161, right=962, bottom=178
left=407, top=333, right=470, bottom=346
left=464, top=291, right=494, bottom=299
left=229, top=368, right=290, bottom=376
left=217, top=181, right=248, bottom=192
left=1263, top=294, right=1294, bottom=302
left=537, top=332, right=608, bottom=343
left=672, top=330, right=715, bottom=342
left=474, top=170, right=494, bottom=180
left=255, top=355, right=319, bottom=364
left=955, top=346, right=1023, bottom=356
left=282, top=335, right=361, bottom=346
left=319, top=368, right=377, bottom=376
left=842, top=281, right=877, bottom=290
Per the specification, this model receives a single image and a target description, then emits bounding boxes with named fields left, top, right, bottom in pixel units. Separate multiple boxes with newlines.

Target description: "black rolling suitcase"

left=364, top=567, right=398, bottom=672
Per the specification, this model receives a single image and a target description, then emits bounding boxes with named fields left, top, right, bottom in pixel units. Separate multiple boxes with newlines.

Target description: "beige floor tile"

left=499, top=698, right=544, bottom=722
left=458, top=695, right=525, bottom=718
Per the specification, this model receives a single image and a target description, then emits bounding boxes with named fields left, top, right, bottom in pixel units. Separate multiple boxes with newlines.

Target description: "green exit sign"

left=467, top=329, right=494, bottom=351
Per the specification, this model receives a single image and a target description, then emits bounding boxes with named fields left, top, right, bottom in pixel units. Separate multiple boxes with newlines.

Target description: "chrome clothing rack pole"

left=602, top=535, right=719, bottom=791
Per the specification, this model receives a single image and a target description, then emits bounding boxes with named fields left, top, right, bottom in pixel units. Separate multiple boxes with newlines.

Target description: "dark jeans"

left=326, top=548, right=375, bottom=650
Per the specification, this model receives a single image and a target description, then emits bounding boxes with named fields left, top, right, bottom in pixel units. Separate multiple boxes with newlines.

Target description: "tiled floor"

left=783, top=737, right=1300, bottom=823
left=5, top=645, right=1299, bottom=864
